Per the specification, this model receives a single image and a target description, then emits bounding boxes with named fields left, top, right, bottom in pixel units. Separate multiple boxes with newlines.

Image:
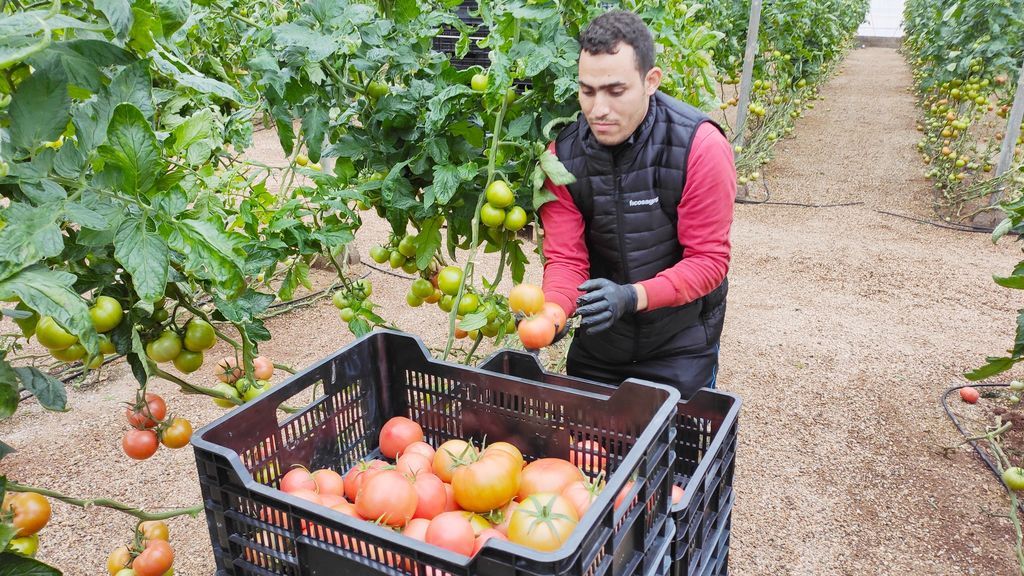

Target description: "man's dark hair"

left=579, top=10, right=656, bottom=75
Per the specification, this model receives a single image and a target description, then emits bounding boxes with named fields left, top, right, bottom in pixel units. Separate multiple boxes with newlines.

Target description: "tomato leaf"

left=414, top=217, right=443, bottom=270
left=508, top=240, right=529, bottom=285
left=994, top=275, right=1024, bottom=290
left=94, top=0, right=134, bottom=38
left=426, top=84, right=473, bottom=131
left=505, top=114, right=533, bottom=139
left=964, top=356, right=1018, bottom=381
left=0, top=266, right=100, bottom=357
left=0, top=553, right=62, bottom=576
left=167, top=219, right=246, bottom=294
left=114, top=215, right=169, bottom=304
left=214, top=289, right=275, bottom=324
left=0, top=203, right=64, bottom=277
left=99, top=103, right=163, bottom=195
left=13, top=367, right=67, bottom=412
left=9, top=59, right=70, bottom=152
left=458, top=311, right=489, bottom=331
left=155, top=0, right=190, bottom=37
left=301, top=104, right=329, bottom=163
left=0, top=441, right=12, bottom=461
left=0, top=524, right=14, bottom=558
left=0, top=357, right=19, bottom=420
left=349, top=316, right=371, bottom=337
left=538, top=150, right=575, bottom=186
left=171, top=109, right=215, bottom=154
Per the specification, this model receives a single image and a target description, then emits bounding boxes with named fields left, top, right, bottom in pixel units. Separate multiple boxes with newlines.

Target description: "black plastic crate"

left=192, top=330, right=681, bottom=576
left=477, top=351, right=740, bottom=576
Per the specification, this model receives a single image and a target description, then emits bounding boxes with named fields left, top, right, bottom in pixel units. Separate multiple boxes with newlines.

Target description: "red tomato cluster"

left=509, top=284, right=567, bottom=350
left=267, top=417, right=688, bottom=563
left=122, top=393, right=193, bottom=460
left=106, top=520, right=175, bottom=576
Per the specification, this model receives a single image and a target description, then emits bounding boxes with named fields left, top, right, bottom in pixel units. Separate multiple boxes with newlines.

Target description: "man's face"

left=578, top=42, right=662, bottom=146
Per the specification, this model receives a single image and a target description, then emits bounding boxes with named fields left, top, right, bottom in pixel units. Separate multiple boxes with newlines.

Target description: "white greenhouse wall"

left=857, top=0, right=905, bottom=38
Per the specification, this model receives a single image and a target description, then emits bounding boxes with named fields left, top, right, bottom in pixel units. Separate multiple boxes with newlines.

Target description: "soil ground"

left=3, top=46, right=1024, bottom=575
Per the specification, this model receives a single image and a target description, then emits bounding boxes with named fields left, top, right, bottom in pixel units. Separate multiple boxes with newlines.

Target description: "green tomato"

left=8, top=534, right=38, bottom=557
left=13, top=302, right=37, bottom=338
left=173, top=349, right=204, bottom=374
left=457, top=292, right=480, bottom=315
left=401, top=259, right=419, bottom=274
left=480, top=203, right=506, bottom=228
left=35, top=316, right=77, bottom=350
left=146, top=331, right=182, bottom=363
left=212, top=383, right=241, bottom=408
left=438, top=295, right=454, bottom=313
left=1004, top=467, right=1024, bottom=491
left=398, top=235, right=418, bottom=258
left=471, top=73, right=489, bottom=91
left=242, top=379, right=272, bottom=402
left=358, top=279, right=373, bottom=297
left=98, top=333, right=117, bottom=355
left=389, top=250, right=407, bottom=269
left=437, top=266, right=464, bottom=296
left=152, top=308, right=169, bottom=323
left=504, top=87, right=517, bottom=107
left=89, top=295, right=124, bottom=333
left=369, top=246, right=390, bottom=264
left=406, top=292, right=424, bottom=307
left=183, top=318, right=216, bottom=352
left=51, top=343, right=86, bottom=362
left=485, top=180, right=515, bottom=208
left=339, top=307, right=356, bottom=322
left=411, top=278, right=434, bottom=299
left=1011, top=381, right=1024, bottom=392
left=332, top=292, right=350, bottom=310
left=504, top=206, right=528, bottom=232
left=367, top=81, right=390, bottom=100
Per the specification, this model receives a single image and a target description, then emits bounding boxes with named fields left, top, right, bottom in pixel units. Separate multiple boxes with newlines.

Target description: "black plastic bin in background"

left=478, top=350, right=740, bottom=576
left=191, top=330, right=681, bottom=576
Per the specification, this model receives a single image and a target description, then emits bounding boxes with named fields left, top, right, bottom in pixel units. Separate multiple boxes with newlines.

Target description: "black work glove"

left=575, top=278, right=638, bottom=334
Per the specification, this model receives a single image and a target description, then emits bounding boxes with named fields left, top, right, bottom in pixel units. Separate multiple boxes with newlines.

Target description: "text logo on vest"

left=628, top=197, right=659, bottom=207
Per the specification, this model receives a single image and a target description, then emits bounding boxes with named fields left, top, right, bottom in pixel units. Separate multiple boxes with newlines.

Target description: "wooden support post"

left=988, top=57, right=1024, bottom=208
left=733, top=0, right=763, bottom=149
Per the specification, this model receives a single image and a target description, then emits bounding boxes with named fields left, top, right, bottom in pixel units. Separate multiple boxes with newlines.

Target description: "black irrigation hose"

left=362, top=261, right=417, bottom=281
left=942, top=382, right=1016, bottom=487
left=735, top=178, right=865, bottom=208
left=873, top=209, right=1002, bottom=234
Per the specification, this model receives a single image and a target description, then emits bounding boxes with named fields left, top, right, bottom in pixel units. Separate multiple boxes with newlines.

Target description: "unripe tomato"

left=253, top=356, right=274, bottom=380
left=108, top=546, right=132, bottom=575
left=161, top=418, right=192, bottom=449
left=295, top=153, right=309, bottom=166
left=457, top=292, right=480, bottom=315
left=146, top=331, right=182, bottom=363
left=504, top=206, right=528, bottom=231
left=35, top=316, right=77, bottom=350
left=389, top=250, right=407, bottom=269
left=367, top=81, right=390, bottom=100
left=339, top=307, right=356, bottom=322
left=8, top=534, right=39, bottom=557
left=410, top=278, right=434, bottom=299
left=2, top=492, right=51, bottom=537
left=398, top=235, right=418, bottom=258
left=437, top=266, right=464, bottom=296
left=139, top=520, right=170, bottom=542
left=89, top=296, right=124, bottom=333
left=508, top=284, right=545, bottom=315
left=183, top=319, right=216, bottom=352
left=471, top=73, right=489, bottom=91
left=241, top=379, right=272, bottom=402
left=99, top=334, right=117, bottom=354
left=1004, top=467, right=1024, bottom=491
left=485, top=180, right=514, bottom=208
left=51, top=343, right=86, bottom=362
left=480, top=203, right=506, bottom=228
left=211, top=383, right=241, bottom=408
left=172, top=350, right=203, bottom=374
left=369, top=246, right=390, bottom=264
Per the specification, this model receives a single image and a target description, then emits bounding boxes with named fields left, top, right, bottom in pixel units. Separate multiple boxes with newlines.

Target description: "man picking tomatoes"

left=539, top=10, right=734, bottom=397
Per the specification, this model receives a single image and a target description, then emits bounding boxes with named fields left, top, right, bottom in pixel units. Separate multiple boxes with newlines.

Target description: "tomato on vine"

left=160, top=418, right=193, bottom=449
left=89, top=296, right=124, bottom=333
left=2, top=492, right=51, bottom=537
left=35, top=316, right=77, bottom=350
left=183, top=319, right=216, bottom=352
left=146, top=331, right=182, bottom=363
left=123, top=429, right=159, bottom=460
left=437, top=266, right=464, bottom=296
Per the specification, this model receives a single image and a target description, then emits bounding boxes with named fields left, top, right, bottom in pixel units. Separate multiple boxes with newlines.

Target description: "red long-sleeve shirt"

left=539, top=122, right=736, bottom=316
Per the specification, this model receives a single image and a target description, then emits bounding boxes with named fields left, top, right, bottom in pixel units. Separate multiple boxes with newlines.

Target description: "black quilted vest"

left=554, top=91, right=728, bottom=361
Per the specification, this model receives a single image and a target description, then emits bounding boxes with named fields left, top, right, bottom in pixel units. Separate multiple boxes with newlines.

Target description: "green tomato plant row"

left=904, top=0, right=1024, bottom=218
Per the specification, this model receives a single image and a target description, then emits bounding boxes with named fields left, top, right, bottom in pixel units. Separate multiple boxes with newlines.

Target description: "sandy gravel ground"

left=2, top=46, right=1023, bottom=575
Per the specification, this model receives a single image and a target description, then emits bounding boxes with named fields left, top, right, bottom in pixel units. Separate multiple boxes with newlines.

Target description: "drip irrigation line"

left=735, top=178, right=865, bottom=208
left=362, top=261, right=417, bottom=281
left=873, top=209, right=1002, bottom=234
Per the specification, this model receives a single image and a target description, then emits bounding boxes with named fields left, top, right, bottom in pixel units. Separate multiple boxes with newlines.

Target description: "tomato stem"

left=151, top=366, right=243, bottom=406
left=7, top=482, right=204, bottom=521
